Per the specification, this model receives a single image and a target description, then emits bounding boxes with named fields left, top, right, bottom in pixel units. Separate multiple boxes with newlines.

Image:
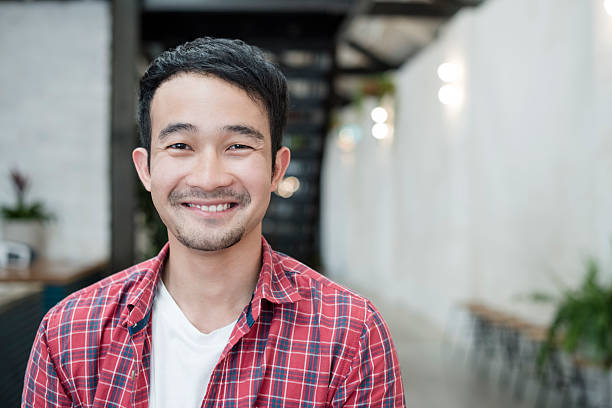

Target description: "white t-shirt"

left=149, top=280, right=236, bottom=408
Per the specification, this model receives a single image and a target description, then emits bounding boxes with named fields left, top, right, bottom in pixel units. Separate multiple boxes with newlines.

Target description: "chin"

left=175, top=228, right=245, bottom=252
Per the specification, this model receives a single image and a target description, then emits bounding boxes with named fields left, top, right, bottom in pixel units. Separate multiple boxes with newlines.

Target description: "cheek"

left=148, top=168, right=181, bottom=224
left=149, top=171, right=173, bottom=195
left=234, top=159, right=272, bottom=195
left=149, top=157, right=188, bottom=191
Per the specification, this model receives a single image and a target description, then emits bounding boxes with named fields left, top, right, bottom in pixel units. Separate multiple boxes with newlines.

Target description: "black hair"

left=138, top=37, right=288, bottom=170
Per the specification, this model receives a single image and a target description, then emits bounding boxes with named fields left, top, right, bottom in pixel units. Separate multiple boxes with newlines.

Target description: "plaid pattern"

left=23, top=238, right=405, bottom=407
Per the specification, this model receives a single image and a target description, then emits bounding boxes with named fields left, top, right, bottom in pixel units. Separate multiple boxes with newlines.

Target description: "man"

left=23, top=37, right=405, bottom=408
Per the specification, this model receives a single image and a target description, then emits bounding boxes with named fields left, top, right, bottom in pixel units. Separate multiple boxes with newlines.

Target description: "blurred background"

left=2, top=0, right=612, bottom=407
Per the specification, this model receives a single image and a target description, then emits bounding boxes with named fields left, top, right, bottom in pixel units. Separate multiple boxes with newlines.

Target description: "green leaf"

left=1, top=202, right=53, bottom=221
left=536, top=257, right=612, bottom=367
left=526, top=292, right=557, bottom=303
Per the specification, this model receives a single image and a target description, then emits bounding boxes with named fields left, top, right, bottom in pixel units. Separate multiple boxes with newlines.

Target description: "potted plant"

left=1, top=169, right=53, bottom=256
left=534, top=259, right=612, bottom=406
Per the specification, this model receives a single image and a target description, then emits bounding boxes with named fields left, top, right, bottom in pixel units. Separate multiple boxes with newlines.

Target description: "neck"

left=162, top=227, right=262, bottom=334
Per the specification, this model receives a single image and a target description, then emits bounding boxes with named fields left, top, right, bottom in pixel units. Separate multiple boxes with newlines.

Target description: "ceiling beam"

left=335, top=0, right=373, bottom=42
left=344, top=39, right=398, bottom=71
left=337, top=66, right=389, bottom=75
left=434, top=0, right=483, bottom=9
left=142, top=12, right=343, bottom=47
left=369, top=2, right=458, bottom=17
left=333, top=0, right=486, bottom=77
left=144, top=0, right=353, bottom=13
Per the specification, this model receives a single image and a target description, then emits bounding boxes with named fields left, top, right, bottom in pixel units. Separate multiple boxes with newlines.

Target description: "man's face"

left=133, top=73, right=289, bottom=252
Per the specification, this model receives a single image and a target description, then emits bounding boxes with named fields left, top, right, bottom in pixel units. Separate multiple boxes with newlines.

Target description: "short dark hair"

left=137, top=37, right=288, bottom=170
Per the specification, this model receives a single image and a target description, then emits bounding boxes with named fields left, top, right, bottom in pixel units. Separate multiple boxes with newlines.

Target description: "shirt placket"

left=200, top=298, right=262, bottom=408
left=129, top=313, right=152, bottom=408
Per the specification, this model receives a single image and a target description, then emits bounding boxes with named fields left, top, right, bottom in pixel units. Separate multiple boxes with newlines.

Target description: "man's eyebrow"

left=158, top=122, right=198, bottom=142
left=223, top=124, right=265, bottom=142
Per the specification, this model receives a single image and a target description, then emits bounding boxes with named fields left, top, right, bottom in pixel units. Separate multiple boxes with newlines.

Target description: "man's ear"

left=132, top=148, right=152, bottom=192
left=270, top=146, right=291, bottom=192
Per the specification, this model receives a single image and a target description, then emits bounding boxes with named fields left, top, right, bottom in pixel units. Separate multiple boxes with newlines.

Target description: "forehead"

left=149, top=73, right=270, bottom=141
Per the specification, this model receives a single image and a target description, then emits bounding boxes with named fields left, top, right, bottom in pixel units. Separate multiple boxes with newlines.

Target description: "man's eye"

left=168, top=143, right=189, bottom=150
left=228, top=144, right=252, bottom=150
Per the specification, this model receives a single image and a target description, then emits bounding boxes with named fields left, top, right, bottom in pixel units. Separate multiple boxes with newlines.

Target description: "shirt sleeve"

left=22, top=320, right=73, bottom=408
left=331, top=304, right=406, bottom=408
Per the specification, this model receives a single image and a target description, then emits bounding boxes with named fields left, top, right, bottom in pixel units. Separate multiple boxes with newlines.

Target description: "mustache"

left=169, top=187, right=251, bottom=206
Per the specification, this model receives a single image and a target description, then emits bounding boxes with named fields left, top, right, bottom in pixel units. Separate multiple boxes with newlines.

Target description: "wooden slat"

left=0, top=259, right=108, bottom=286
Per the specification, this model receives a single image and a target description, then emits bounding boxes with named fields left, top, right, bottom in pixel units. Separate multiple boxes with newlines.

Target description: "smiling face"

left=133, top=73, right=290, bottom=252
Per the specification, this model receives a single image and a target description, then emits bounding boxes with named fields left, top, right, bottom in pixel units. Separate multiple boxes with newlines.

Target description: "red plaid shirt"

left=23, top=238, right=405, bottom=407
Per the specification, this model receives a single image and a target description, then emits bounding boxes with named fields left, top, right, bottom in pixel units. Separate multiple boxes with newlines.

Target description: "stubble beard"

left=175, top=222, right=246, bottom=251
left=167, top=187, right=252, bottom=252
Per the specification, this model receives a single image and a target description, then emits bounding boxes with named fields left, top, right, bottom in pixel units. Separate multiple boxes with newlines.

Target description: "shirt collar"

left=255, top=237, right=303, bottom=304
left=121, top=243, right=169, bottom=329
left=121, top=237, right=302, bottom=329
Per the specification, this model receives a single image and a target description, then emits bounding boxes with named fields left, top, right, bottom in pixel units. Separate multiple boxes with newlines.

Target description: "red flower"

left=9, top=169, right=29, bottom=205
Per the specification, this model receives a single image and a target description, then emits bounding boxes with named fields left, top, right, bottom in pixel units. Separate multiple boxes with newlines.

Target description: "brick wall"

left=0, top=2, right=111, bottom=262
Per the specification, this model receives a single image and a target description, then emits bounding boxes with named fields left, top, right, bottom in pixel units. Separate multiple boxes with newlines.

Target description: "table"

left=0, top=258, right=109, bottom=311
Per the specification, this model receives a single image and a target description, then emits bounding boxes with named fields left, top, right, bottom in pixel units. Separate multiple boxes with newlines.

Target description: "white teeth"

left=187, top=203, right=231, bottom=212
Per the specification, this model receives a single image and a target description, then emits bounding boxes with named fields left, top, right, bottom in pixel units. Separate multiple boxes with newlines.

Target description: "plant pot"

left=575, top=359, right=612, bottom=408
left=1, top=219, right=47, bottom=257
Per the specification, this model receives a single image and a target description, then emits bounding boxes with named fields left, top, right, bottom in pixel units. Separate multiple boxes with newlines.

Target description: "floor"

left=351, top=285, right=540, bottom=408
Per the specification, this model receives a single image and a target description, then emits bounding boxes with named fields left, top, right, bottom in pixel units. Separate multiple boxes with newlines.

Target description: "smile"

left=183, top=203, right=236, bottom=212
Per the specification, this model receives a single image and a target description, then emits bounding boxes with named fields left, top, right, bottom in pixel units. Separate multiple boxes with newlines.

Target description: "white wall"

left=322, top=0, right=612, bottom=328
left=0, top=2, right=111, bottom=261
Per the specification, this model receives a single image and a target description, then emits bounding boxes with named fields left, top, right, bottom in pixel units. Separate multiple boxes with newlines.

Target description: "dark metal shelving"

left=139, top=8, right=342, bottom=267
left=263, top=45, right=333, bottom=265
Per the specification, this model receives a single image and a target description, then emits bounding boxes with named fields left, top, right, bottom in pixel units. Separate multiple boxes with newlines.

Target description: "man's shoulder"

left=41, top=257, right=158, bottom=333
left=271, top=250, right=378, bottom=323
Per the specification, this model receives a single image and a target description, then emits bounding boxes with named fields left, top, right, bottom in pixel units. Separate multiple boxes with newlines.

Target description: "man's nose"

left=185, top=149, right=233, bottom=191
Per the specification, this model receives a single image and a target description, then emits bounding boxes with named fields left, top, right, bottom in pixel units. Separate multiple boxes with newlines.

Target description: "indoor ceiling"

left=142, top=0, right=486, bottom=75
left=335, top=0, right=485, bottom=74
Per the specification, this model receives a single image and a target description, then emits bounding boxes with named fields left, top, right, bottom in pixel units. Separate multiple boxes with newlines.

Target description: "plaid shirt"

left=23, top=238, right=405, bottom=408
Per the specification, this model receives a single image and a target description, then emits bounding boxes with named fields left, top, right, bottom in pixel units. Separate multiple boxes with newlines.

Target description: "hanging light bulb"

left=370, top=106, right=388, bottom=123
left=438, top=84, right=462, bottom=106
left=371, top=123, right=389, bottom=140
left=437, top=62, right=461, bottom=83
left=605, top=0, right=612, bottom=16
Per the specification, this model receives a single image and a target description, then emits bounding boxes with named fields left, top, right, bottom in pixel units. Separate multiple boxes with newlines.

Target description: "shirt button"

left=131, top=370, right=137, bottom=381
